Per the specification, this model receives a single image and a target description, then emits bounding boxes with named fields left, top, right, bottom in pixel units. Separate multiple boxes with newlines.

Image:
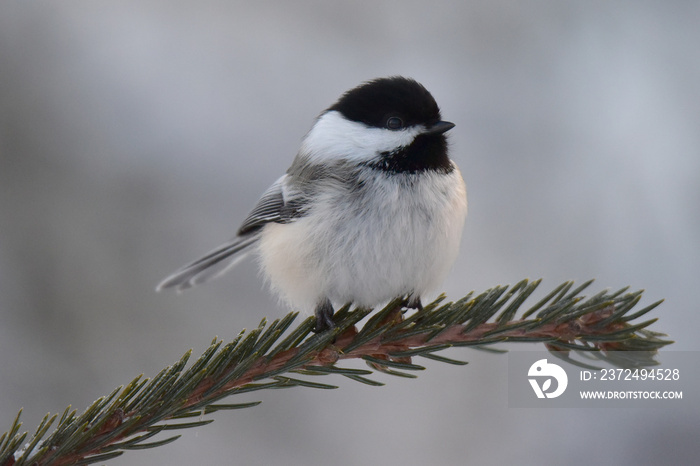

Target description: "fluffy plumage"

left=157, top=77, right=467, bottom=332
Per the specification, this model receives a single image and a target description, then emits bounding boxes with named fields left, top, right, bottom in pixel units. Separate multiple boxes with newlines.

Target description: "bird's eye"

left=386, top=116, right=404, bottom=130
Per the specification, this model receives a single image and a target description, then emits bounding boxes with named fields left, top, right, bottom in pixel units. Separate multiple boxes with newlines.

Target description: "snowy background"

left=1, top=1, right=699, bottom=465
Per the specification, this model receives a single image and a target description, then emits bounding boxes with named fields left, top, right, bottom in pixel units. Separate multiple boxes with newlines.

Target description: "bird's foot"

left=313, top=299, right=336, bottom=333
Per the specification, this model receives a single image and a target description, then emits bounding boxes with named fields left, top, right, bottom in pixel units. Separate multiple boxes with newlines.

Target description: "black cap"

left=328, top=76, right=444, bottom=131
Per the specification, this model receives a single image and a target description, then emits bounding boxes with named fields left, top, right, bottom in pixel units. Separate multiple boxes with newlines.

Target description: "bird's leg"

left=313, top=298, right=336, bottom=333
left=406, top=294, right=423, bottom=311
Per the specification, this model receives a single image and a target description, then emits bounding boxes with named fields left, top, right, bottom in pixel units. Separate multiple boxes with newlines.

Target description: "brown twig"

left=1, top=280, right=671, bottom=466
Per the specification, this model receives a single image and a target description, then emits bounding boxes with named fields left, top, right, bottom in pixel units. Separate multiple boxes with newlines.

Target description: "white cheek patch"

left=300, top=111, right=422, bottom=164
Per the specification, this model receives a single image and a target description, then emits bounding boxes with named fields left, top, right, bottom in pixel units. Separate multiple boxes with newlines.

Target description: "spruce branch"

left=1, top=279, right=672, bottom=465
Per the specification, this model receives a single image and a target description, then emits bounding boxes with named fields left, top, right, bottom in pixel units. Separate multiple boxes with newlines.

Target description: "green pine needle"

left=0, top=279, right=672, bottom=466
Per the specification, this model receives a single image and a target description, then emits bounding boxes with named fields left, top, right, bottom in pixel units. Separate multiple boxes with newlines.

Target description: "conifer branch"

left=0, top=279, right=671, bottom=465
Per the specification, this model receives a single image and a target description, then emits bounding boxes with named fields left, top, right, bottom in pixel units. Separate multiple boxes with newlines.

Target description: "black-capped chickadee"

left=158, top=76, right=467, bottom=332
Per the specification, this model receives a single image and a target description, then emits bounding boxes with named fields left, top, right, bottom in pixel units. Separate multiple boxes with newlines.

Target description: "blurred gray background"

left=1, top=1, right=699, bottom=465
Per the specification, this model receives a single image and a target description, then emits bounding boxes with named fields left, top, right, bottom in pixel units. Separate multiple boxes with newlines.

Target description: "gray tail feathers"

left=156, top=235, right=260, bottom=292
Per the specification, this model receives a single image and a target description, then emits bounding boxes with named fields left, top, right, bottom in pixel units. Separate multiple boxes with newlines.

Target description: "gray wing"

left=157, top=175, right=303, bottom=291
left=237, top=176, right=288, bottom=235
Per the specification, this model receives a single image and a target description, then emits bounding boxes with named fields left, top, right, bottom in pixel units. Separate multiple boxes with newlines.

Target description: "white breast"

left=257, top=166, right=467, bottom=313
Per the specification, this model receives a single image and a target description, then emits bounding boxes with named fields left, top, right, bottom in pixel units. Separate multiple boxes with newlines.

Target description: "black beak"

left=424, top=120, right=455, bottom=135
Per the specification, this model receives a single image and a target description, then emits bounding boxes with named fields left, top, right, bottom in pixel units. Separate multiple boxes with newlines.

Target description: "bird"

left=157, top=76, right=467, bottom=333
